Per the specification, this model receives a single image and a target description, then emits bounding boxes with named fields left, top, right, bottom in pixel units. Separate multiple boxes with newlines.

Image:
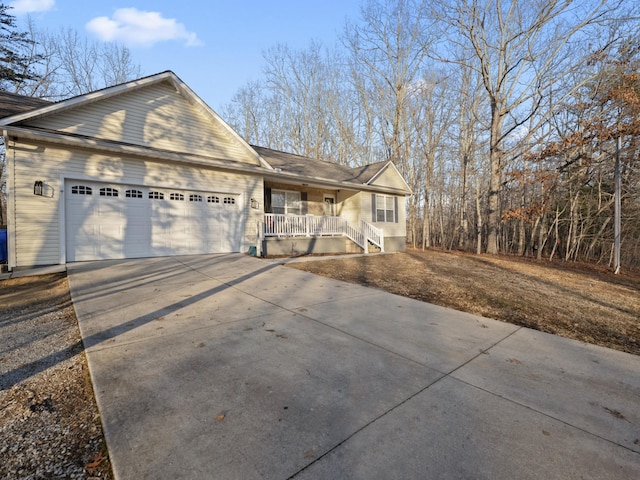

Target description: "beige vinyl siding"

left=359, top=192, right=406, bottom=238
left=14, top=195, right=60, bottom=266
left=26, top=82, right=259, bottom=166
left=337, top=191, right=360, bottom=224
left=9, top=139, right=263, bottom=267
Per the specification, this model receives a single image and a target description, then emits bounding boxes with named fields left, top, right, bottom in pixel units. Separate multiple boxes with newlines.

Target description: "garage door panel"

left=66, top=181, right=242, bottom=261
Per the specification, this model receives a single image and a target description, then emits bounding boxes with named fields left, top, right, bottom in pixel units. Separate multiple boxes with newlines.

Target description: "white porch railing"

left=262, top=214, right=384, bottom=253
left=359, top=219, right=384, bottom=250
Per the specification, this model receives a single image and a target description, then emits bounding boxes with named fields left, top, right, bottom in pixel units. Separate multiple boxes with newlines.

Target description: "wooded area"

left=221, top=0, right=640, bottom=270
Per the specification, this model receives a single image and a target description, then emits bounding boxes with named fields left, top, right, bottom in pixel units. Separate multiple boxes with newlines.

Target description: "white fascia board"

left=0, top=72, right=175, bottom=126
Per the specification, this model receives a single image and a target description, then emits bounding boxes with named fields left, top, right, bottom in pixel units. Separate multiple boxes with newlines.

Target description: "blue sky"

left=8, top=0, right=363, bottom=110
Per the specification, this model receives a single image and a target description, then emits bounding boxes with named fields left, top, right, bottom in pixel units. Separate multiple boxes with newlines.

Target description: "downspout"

left=2, top=129, right=14, bottom=271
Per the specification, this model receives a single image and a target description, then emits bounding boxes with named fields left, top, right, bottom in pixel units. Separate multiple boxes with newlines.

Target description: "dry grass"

left=288, top=248, right=640, bottom=356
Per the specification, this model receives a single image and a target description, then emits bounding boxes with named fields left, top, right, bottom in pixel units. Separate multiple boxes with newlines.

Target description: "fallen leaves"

left=86, top=450, right=106, bottom=474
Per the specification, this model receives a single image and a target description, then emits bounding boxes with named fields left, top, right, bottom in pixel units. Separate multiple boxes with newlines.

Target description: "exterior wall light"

left=251, top=198, right=260, bottom=209
left=34, top=180, right=44, bottom=196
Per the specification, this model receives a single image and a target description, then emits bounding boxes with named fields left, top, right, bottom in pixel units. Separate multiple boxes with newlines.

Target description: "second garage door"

left=65, top=181, right=242, bottom=261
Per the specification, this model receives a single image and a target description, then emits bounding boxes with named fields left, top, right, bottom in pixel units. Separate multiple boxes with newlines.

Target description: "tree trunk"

left=475, top=186, right=483, bottom=255
left=422, top=188, right=431, bottom=249
left=459, top=153, right=469, bottom=250
left=486, top=103, right=503, bottom=254
left=537, top=212, right=547, bottom=261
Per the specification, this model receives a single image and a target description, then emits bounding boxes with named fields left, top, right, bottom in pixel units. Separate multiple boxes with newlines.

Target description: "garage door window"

left=149, top=191, right=164, bottom=200
left=100, top=187, right=118, bottom=197
left=223, top=197, right=236, bottom=205
left=190, top=194, right=203, bottom=202
left=207, top=196, right=220, bottom=204
left=170, top=193, right=184, bottom=201
left=71, top=185, right=92, bottom=195
left=126, top=189, right=143, bottom=198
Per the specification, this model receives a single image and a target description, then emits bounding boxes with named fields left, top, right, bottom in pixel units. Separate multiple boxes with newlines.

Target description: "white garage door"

left=65, top=181, right=242, bottom=261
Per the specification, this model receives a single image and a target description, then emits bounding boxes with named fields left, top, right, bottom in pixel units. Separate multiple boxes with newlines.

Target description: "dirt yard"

left=288, top=248, right=640, bottom=356
left=0, top=273, right=112, bottom=479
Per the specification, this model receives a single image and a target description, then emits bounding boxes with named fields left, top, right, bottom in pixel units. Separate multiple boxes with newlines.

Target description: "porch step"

left=346, top=239, right=365, bottom=254
left=368, top=243, right=382, bottom=253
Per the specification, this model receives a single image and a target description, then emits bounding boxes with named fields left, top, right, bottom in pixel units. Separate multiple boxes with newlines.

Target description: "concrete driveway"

left=67, top=254, right=640, bottom=479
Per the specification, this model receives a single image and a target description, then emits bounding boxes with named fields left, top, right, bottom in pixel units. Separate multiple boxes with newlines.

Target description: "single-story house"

left=0, top=71, right=411, bottom=271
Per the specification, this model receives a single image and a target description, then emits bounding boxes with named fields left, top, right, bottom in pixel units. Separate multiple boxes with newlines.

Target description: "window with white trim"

left=170, top=193, right=184, bottom=201
left=272, top=190, right=301, bottom=215
left=207, top=196, right=220, bottom=204
left=149, top=191, right=164, bottom=200
left=375, top=194, right=396, bottom=223
left=223, top=197, right=235, bottom=205
left=189, top=194, right=203, bottom=202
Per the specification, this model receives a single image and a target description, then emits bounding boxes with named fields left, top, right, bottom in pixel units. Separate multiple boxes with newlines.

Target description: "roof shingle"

left=251, top=145, right=388, bottom=185
left=0, top=91, right=51, bottom=119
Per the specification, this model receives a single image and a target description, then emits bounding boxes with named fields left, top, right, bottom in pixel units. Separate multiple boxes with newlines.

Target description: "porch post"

left=256, top=221, right=263, bottom=257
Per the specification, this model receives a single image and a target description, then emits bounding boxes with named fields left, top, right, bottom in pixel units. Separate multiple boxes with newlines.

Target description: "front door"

left=323, top=195, right=336, bottom=216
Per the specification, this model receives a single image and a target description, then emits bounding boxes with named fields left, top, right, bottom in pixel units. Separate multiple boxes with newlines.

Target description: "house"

left=0, top=71, right=411, bottom=270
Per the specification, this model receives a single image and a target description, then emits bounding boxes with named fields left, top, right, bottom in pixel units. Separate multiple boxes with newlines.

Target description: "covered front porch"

left=259, top=180, right=371, bottom=256
left=258, top=213, right=384, bottom=256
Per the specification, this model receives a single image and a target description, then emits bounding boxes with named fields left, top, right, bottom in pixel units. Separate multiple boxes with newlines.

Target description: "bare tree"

left=343, top=0, right=434, bottom=176
left=432, top=0, right=623, bottom=254
left=13, top=22, right=141, bottom=100
left=408, top=71, right=454, bottom=248
left=519, top=35, right=640, bottom=269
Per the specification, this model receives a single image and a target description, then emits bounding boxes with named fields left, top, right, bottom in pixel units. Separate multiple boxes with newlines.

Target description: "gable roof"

left=0, top=71, right=270, bottom=170
left=253, top=145, right=412, bottom=194
left=252, top=146, right=377, bottom=182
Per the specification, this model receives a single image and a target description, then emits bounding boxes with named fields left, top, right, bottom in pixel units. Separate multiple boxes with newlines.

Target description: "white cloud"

left=86, top=8, right=203, bottom=47
left=9, top=0, right=55, bottom=14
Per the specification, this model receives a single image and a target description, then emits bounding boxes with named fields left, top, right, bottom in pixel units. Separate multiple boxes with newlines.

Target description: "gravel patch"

left=0, top=273, right=112, bottom=479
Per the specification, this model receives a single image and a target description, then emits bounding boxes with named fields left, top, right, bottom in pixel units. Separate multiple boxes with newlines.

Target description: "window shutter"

left=265, top=187, right=271, bottom=213
left=301, top=192, right=308, bottom=215
left=371, top=193, right=376, bottom=222
left=394, top=196, right=399, bottom=223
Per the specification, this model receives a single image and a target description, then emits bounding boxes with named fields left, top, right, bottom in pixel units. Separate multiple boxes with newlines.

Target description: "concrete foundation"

left=263, top=237, right=357, bottom=256
left=261, top=236, right=407, bottom=256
